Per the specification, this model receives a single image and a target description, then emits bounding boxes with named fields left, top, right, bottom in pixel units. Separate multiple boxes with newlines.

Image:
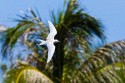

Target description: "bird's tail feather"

left=39, top=40, right=46, bottom=45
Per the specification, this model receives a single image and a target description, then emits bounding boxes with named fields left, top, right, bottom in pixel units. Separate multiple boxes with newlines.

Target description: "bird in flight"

left=39, top=21, right=59, bottom=63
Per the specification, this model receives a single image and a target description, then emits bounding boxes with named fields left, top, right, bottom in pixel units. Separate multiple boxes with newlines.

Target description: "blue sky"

left=0, top=0, right=125, bottom=42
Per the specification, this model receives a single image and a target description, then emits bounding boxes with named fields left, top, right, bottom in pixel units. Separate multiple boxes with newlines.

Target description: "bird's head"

left=54, top=39, right=60, bottom=43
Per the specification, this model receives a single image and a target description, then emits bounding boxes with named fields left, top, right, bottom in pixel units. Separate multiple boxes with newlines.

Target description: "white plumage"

left=39, top=21, right=59, bottom=63
left=47, top=21, right=57, bottom=40
left=46, top=43, right=55, bottom=63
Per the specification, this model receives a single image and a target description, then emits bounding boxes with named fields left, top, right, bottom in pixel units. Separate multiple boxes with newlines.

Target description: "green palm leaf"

left=68, top=40, right=125, bottom=83
left=1, top=23, right=34, bottom=57
left=4, top=61, right=53, bottom=83
left=0, top=8, right=45, bottom=57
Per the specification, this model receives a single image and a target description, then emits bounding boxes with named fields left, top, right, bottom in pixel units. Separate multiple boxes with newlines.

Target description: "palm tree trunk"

left=53, top=43, right=64, bottom=83
left=53, top=28, right=66, bottom=83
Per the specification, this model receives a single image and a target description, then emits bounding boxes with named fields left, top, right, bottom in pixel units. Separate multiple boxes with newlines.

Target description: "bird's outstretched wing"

left=47, top=43, right=55, bottom=63
left=46, top=21, right=57, bottom=40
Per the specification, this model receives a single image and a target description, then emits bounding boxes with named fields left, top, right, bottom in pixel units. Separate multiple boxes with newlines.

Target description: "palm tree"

left=0, top=0, right=106, bottom=82
left=49, top=0, right=105, bottom=82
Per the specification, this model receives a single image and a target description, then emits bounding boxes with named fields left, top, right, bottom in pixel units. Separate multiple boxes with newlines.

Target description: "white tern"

left=39, top=21, right=59, bottom=63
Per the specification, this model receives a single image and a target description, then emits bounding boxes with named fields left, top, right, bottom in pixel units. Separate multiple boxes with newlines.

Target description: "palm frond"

left=69, top=40, right=125, bottom=83
left=3, top=61, right=53, bottom=83
left=1, top=23, right=34, bottom=57
left=66, top=0, right=105, bottom=41
left=0, top=8, right=46, bottom=58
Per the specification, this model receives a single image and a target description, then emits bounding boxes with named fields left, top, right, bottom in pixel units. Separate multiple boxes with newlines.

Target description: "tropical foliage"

left=0, top=0, right=125, bottom=83
left=2, top=40, right=125, bottom=83
left=4, top=61, right=53, bottom=83
left=69, top=40, right=125, bottom=83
